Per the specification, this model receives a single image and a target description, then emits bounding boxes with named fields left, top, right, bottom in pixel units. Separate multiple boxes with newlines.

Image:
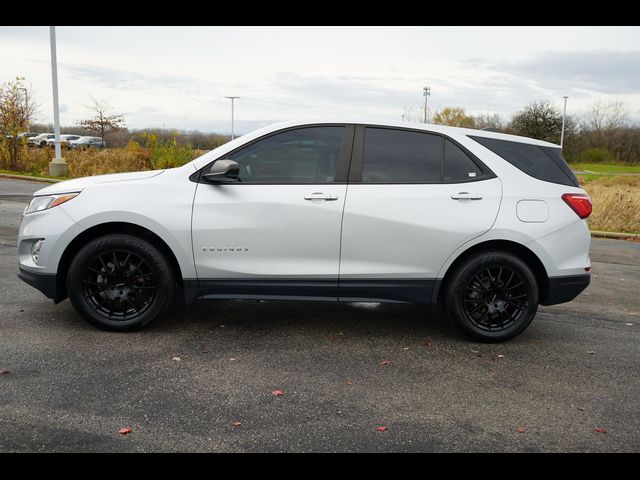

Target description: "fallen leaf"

left=516, top=427, right=526, bottom=433
left=172, top=357, right=181, bottom=362
left=381, top=360, right=390, bottom=366
left=118, top=427, right=132, bottom=435
left=576, top=406, right=585, bottom=412
left=272, top=390, right=284, bottom=396
left=587, top=351, right=595, bottom=355
left=345, top=380, right=353, bottom=386
left=0, top=369, right=11, bottom=376
left=595, top=427, right=608, bottom=433
left=328, top=335, right=337, bottom=341
left=376, top=426, right=388, bottom=432
left=470, top=349, right=479, bottom=354
left=497, top=354, right=505, bottom=359
left=424, top=341, right=433, bottom=347
left=233, top=421, right=242, bottom=427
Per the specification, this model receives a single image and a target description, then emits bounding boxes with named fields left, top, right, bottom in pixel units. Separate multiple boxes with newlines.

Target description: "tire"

left=443, top=251, right=538, bottom=342
left=66, top=234, right=176, bottom=331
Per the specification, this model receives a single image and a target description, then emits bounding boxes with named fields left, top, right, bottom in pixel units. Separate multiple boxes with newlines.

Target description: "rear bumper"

left=18, top=267, right=60, bottom=301
left=541, top=274, right=590, bottom=306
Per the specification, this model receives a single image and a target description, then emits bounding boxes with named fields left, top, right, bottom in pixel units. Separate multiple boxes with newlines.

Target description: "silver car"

left=68, top=136, right=105, bottom=149
left=45, top=135, right=82, bottom=147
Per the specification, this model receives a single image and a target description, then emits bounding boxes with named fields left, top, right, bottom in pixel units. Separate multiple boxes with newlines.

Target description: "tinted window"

left=362, top=128, right=442, bottom=183
left=469, top=136, right=579, bottom=187
left=444, top=139, right=482, bottom=182
left=228, top=126, right=344, bottom=183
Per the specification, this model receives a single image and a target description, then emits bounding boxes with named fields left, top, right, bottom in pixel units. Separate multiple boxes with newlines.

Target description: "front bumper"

left=18, top=267, right=61, bottom=302
left=540, top=274, right=590, bottom=306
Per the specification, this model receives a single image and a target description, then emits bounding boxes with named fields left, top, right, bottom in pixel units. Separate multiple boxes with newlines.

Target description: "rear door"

left=339, top=125, right=502, bottom=302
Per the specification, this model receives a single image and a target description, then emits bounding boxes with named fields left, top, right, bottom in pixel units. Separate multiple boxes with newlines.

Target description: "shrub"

left=65, top=146, right=151, bottom=178
left=142, top=131, right=197, bottom=169
left=575, top=147, right=616, bottom=164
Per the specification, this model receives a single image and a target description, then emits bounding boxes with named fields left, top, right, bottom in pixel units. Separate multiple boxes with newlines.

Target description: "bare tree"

left=0, top=77, right=39, bottom=170
left=76, top=98, right=126, bottom=148
left=474, top=113, right=505, bottom=131
left=582, top=100, right=630, bottom=133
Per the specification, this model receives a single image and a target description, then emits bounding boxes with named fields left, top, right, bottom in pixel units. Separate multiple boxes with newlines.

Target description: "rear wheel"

left=443, top=251, right=538, bottom=342
left=66, top=234, right=175, bottom=331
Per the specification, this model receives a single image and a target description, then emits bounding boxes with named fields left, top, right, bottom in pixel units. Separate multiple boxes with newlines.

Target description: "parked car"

left=68, top=136, right=105, bottom=149
left=17, top=132, right=39, bottom=140
left=28, top=133, right=55, bottom=147
left=45, top=134, right=81, bottom=147
left=17, top=120, right=591, bottom=341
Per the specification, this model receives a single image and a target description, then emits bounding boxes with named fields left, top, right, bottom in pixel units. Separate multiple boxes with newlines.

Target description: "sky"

left=1, top=26, right=640, bottom=134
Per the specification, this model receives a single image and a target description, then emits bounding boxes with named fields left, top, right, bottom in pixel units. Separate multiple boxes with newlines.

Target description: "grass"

left=570, top=163, right=640, bottom=174
left=0, top=168, right=68, bottom=181
left=578, top=175, right=640, bottom=234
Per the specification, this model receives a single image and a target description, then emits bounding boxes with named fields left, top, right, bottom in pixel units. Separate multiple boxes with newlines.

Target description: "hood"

left=34, top=170, right=165, bottom=196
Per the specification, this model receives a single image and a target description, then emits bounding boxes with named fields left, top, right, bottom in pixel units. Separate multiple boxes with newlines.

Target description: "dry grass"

left=578, top=175, right=640, bottom=233
left=65, top=146, right=152, bottom=178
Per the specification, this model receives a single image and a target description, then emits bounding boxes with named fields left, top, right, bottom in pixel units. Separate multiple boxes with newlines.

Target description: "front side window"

left=227, top=126, right=345, bottom=183
left=361, top=128, right=442, bottom=183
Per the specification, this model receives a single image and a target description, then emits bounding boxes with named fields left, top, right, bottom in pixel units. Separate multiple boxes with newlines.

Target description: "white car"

left=45, top=134, right=82, bottom=147
left=68, top=136, right=105, bottom=149
left=17, top=120, right=591, bottom=341
left=28, top=133, right=55, bottom=147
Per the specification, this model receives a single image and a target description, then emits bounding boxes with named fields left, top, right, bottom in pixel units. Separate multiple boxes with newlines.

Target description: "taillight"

left=562, top=193, right=592, bottom=219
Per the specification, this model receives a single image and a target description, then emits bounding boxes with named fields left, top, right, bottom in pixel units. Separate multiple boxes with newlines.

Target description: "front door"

left=191, top=125, right=353, bottom=300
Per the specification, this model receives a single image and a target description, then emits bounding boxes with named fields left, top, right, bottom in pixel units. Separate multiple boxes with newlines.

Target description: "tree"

left=582, top=100, right=630, bottom=133
left=76, top=98, right=126, bottom=147
left=509, top=100, right=563, bottom=143
left=0, top=77, right=38, bottom=170
left=474, top=113, right=504, bottom=131
left=432, top=107, right=476, bottom=128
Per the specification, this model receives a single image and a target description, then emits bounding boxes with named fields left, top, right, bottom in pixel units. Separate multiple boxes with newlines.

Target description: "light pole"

left=224, top=96, right=240, bottom=140
left=18, top=87, right=28, bottom=123
left=49, top=26, right=67, bottom=176
left=560, top=95, right=569, bottom=150
left=423, top=86, right=431, bottom=124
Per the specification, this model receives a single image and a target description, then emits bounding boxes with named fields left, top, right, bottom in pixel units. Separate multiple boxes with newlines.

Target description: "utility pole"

left=560, top=96, right=569, bottom=150
left=224, top=96, right=240, bottom=140
left=49, top=26, right=67, bottom=176
left=423, top=86, right=431, bottom=124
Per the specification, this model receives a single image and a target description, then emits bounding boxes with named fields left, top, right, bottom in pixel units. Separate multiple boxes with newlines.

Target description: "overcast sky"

left=2, top=26, right=639, bottom=134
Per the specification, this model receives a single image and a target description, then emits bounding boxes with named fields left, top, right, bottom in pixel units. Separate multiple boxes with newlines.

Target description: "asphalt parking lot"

left=1, top=178, right=639, bottom=452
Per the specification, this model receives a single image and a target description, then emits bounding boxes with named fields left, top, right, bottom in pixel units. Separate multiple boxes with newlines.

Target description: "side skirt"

left=182, top=278, right=438, bottom=304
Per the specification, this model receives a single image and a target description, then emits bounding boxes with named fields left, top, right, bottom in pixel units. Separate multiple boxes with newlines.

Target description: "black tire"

left=66, top=234, right=176, bottom=331
left=443, top=251, right=538, bottom=342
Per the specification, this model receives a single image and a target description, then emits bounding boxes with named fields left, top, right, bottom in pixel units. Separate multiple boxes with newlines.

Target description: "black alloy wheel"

left=67, top=234, right=175, bottom=331
left=443, top=251, right=539, bottom=342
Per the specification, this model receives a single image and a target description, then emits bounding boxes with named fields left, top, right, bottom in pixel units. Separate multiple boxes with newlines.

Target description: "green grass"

left=0, top=169, right=68, bottom=181
left=569, top=163, right=640, bottom=173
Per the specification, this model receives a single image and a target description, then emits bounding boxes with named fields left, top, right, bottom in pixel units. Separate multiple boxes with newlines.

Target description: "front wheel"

left=443, top=251, right=539, bottom=342
left=66, top=234, right=176, bottom=331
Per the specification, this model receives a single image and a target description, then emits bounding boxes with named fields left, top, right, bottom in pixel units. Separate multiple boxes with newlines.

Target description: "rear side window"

left=444, top=139, right=482, bottom=182
left=469, top=136, right=579, bottom=187
left=362, top=128, right=442, bottom=183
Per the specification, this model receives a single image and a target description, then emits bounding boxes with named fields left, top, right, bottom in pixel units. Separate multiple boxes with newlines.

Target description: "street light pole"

left=18, top=87, right=28, bottom=123
left=423, top=86, right=431, bottom=124
left=224, top=96, right=240, bottom=140
left=49, top=26, right=67, bottom=176
left=560, top=95, right=569, bottom=150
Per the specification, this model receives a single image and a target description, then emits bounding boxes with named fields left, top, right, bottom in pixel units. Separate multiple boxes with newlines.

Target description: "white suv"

left=17, top=120, right=591, bottom=341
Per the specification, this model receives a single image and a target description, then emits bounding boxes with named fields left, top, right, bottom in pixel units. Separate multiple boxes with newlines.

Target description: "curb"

left=0, top=173, right=62, bottom=183
left=590, top=230, right=640, bottom=239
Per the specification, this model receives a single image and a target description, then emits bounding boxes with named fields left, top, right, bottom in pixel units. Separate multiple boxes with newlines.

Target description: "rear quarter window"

left=469, top=136, right=579, bottom=187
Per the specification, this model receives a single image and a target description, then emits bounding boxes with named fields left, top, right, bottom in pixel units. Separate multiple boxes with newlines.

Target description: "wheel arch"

left=434, top=239, right=550, bottom=304
left=55, top=221, right=184, bottom=302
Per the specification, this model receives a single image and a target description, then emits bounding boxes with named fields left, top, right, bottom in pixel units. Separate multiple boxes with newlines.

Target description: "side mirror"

left=202, top=159, right=240, bottom=183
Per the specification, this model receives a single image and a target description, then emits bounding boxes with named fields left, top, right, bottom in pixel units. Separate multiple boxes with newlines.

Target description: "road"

left=1, top=178, right=639, bottom=452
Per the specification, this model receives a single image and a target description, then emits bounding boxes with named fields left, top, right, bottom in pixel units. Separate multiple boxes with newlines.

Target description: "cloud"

left=488, top=50, right=640, bottom=95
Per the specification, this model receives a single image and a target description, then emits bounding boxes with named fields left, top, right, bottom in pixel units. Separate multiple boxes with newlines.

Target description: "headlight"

left=25, top=192, right=80, bottom=215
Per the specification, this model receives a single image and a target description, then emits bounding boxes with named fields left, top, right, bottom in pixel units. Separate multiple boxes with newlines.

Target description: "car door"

left=339, top=125, right=502, bottom=303
left=191, top=124, right=354, bottom=300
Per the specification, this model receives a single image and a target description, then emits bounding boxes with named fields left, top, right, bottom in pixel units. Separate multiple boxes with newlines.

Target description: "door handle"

left=451, top=192, right=483, bottom=201
left=304, top=192, right=338, bottom=201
